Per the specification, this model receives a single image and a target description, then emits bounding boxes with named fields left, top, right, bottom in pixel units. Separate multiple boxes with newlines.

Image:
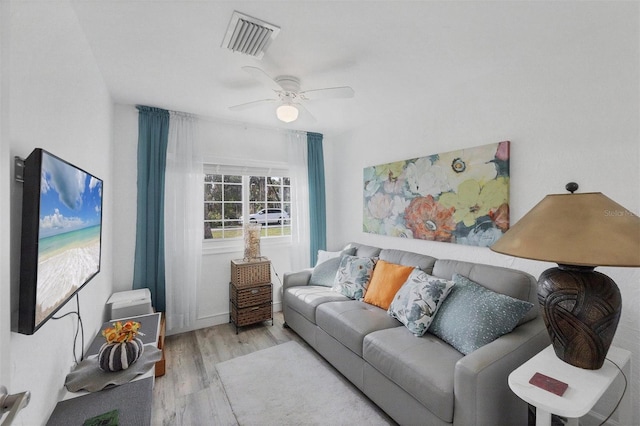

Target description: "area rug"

left=215, top=341, right=393, bottom=425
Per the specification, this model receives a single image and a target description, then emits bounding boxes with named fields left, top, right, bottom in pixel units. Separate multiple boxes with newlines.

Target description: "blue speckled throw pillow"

left=332, top=255, right=378, bottom=300
left=388, top=268, right=456, bottom=337
left=429, top=274, right=533, bottom=355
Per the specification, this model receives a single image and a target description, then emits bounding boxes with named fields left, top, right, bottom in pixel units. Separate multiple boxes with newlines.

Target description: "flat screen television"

left=18, top=148, right=103, bottom=335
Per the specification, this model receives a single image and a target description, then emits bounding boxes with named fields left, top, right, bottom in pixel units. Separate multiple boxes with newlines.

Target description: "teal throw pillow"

left=309, top=247, right=357, bottom=287
left=429, top=274, right=533, bottom=355
left=332, top=255, right=378, bottom=300
left=388, top=268, right=456, bottom=336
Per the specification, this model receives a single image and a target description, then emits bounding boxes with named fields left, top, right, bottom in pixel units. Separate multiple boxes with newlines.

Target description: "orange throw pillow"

left=364, top=260, right=415, bottom=310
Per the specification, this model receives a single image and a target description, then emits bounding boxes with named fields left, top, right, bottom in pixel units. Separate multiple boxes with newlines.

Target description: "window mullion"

left=204, top=169, right=291, bottom=242
left=242, top=175, right=250, bottom=226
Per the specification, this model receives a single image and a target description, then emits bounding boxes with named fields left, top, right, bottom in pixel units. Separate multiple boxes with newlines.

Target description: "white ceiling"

left=70, top=1, right=603, bottom=136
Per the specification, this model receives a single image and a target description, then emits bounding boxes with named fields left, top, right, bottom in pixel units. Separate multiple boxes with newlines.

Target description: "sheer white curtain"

left=287, top=131, right=311, bottom=270
left=164, top=111, right=202, bottom=331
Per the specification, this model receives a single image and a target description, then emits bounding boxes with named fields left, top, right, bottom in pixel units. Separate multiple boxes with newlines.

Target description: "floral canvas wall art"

left=363, top=141, right=510, bottom=247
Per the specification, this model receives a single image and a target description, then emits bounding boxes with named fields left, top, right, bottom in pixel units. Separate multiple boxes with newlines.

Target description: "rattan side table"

left=229, top=258, right=273, bottom=334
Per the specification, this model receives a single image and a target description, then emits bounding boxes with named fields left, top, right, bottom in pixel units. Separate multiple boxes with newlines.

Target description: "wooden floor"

left=151, top=311, right=316, bottom=425
left=152, top=312, right=532, bottom=426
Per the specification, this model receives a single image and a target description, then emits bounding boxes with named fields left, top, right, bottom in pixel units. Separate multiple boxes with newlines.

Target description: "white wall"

left=19, top=1, right=632, bottom=424
left=113, top=107, right=295, bottom=334
left=326, top=2, right=639, bottom=425
left=6, top=1, right=114, bottom=424
left=0, top=0, right=12, bottom=395
left=112, top=104, right=138, bottom=293
left=196, top=119, right=295, bottom=332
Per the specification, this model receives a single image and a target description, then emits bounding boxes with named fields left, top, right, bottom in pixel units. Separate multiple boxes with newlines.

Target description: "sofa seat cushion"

left=284, top=286, right=349, bottom=324
left=316, top=301, right=401, bottom=356
left=363, top=327, right=463, bottom=423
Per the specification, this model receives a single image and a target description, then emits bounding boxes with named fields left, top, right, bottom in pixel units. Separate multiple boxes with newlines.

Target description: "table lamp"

left=491, top=183, right=640, bottom=369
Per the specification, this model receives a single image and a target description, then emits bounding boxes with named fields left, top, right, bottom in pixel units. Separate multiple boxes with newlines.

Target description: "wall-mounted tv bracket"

left=14, top=157, right=24, bottom=183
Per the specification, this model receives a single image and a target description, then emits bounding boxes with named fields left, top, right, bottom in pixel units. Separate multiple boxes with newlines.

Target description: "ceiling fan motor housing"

left=274, top=76, right=300, bottom=103
left=275, top=76, right=300, bottom=91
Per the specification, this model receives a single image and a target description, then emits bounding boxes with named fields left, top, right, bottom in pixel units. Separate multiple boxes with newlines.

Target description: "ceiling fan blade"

left=228, top=98, right=277, bottom=111
left=242, top=66, right=283, bottom=91
left=300, top=86, right=354, bottom=100
left=295, top=103, right=317, bottom=123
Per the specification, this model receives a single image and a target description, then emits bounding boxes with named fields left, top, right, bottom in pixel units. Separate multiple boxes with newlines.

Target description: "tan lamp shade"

left=491, top=192, right=640, bottom=267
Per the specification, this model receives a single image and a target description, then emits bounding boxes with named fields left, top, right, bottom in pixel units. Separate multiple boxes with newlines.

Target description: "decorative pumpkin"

left=98, top=338, right=144, bottom=372
left=98, top=320, right=145, bottom=372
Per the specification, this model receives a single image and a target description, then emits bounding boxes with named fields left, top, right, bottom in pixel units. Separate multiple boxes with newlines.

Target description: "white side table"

left=508, top=345, right=630, bottom=426
left=59, top=312, right=162, bottom=401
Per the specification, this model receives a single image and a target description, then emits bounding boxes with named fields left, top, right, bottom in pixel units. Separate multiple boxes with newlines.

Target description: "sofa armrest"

left=282, top=269, right=313, bottom=292
left=453, top=317, right=550, bottom=426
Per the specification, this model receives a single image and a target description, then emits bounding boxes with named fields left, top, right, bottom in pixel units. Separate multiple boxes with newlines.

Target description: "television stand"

left=47, top=313, right=162, bottom=426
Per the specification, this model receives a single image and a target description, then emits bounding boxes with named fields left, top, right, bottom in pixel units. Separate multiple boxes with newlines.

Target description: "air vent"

left=221, top=11, right=280, bottom=59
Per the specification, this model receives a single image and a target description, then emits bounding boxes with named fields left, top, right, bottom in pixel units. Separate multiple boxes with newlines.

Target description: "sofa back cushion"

left=432, top=259, right=538, bottom=324
left=344, top=242, right=382, bottom=258
left=379, top=249, right=437, bottom=274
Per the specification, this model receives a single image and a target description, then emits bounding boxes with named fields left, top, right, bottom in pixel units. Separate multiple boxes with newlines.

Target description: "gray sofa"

left=282, top=242, right=550, bottom=426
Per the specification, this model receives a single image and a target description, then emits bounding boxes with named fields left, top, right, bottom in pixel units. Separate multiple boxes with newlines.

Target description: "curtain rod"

left=133, top=104, right=317, bottom=138
left=170, top=107, right=308, bottom=137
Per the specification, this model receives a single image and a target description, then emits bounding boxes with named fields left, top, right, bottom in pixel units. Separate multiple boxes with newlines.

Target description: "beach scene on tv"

left=35, top=152, right=103, bottom=326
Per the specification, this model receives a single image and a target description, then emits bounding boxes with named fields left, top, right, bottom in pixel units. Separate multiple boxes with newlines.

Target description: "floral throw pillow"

left=388, top=268, right=456, bottom=336
left=332, top=255, right=378, bottom=300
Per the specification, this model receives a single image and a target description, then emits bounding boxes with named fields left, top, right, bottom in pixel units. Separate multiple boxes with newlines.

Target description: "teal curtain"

left=133, top=106, right=169, bottom=312
left=307, top=132, right=326, bottom=266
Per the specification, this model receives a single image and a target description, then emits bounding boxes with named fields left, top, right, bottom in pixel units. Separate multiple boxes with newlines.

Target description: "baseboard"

left=165, top=302, right=282, bottom=336
left=582, top=410, right=623, bottom=426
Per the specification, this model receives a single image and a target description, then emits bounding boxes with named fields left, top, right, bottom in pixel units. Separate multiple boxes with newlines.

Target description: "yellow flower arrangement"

left=101, top=320, right=143, bottom=344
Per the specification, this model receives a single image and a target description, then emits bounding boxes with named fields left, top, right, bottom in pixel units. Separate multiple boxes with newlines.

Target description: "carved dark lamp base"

left=538, top=265, right=621, bottom=370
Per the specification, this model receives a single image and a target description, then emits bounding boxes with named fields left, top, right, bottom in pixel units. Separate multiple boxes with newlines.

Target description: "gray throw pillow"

left=309, top=247, right=356, bottom=287
left=429, top=274, right=533, bottom=355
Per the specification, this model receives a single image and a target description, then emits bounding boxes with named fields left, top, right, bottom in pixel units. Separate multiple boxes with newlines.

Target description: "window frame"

left=203, top=161, right=292, bottom=255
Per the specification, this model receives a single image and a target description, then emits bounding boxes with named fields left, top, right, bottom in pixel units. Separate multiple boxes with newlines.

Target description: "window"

left=204, top=173, right=291, bottom=240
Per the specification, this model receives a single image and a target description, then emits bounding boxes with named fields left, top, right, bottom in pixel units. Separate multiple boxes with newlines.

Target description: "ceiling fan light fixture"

left=276, top=104, right=299, bottom=123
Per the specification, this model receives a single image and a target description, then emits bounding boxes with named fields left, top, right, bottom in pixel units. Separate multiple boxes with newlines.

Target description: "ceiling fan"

left=229, top=66, right=355, bottom=123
